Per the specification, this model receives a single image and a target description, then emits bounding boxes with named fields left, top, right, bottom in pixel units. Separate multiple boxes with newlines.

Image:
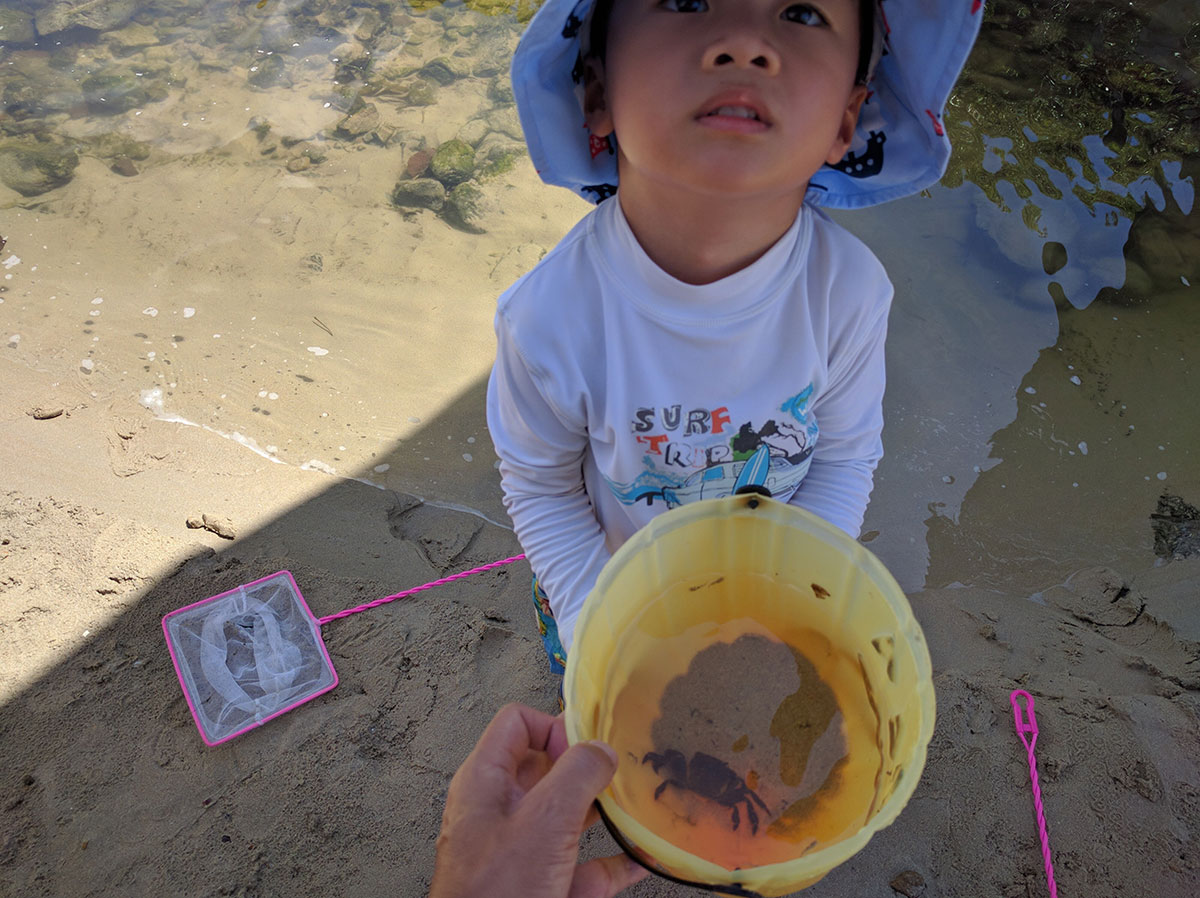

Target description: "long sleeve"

left=787, top=289, right=891, bottom=537
left=486, top=314, right=611, bottom=651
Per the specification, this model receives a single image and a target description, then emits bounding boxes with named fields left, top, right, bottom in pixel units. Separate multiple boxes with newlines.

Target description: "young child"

left=487, top=0, right=982, bottom=671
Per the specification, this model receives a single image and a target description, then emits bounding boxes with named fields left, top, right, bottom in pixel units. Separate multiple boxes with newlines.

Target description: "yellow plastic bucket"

left=563, top=493, right=935, bottom=896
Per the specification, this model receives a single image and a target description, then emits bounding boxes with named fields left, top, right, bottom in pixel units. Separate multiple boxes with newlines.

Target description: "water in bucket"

left=606, top=599, right=884, bottom=870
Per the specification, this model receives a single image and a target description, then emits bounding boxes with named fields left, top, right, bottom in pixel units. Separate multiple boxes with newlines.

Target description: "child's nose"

left=701, top=33, right=781, bottom=75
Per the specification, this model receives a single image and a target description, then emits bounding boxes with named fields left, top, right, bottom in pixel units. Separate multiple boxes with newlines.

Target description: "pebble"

left=890, top=870, right=927, bottom=897
left=186, top=514, right=237, bottom=540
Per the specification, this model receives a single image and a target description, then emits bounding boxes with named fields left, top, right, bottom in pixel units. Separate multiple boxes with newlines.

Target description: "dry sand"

left=2, top=7, right=1199, bottom=897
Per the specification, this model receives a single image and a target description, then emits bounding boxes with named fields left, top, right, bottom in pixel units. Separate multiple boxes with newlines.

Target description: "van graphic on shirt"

left=603, top=386, right=818, bottom=509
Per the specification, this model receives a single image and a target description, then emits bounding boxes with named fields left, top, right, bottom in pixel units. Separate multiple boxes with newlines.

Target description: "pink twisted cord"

left=317, top=554, right=527, bottom=625
left=1010, top=689, right=1059, bottom=898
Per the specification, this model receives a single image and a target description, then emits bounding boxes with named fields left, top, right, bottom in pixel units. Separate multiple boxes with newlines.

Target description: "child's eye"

left=781, top=3, right=827, bottom=25
left=660, top=0, right=709, bottom=11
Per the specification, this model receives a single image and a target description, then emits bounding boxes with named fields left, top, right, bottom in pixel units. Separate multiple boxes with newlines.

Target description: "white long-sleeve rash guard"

left=486, top=196, right=893, bottom=650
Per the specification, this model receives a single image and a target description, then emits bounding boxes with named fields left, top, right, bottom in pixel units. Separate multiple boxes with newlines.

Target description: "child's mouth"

left=706, top=106, right=762, bottom=122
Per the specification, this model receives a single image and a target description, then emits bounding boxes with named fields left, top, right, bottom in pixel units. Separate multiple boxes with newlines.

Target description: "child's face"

left=586, top=0, right=868, bottom=202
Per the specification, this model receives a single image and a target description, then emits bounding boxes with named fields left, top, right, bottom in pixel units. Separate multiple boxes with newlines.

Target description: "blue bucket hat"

left=511, top=0, right=984, bottom=209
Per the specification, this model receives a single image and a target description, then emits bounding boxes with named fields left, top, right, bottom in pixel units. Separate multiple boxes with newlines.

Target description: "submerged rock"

left=456, top=118, right=489, bottom=149
left=484, top=105, right=524, bottom=142
left=442, top=181, right=486, bottom=233
left=0, top=139, right=79, bottom=196
left=391, top=178, right=445, bottom=212
left=105, top=22, right=159, bottom=54
left=488, top=76, right=514, bottom=105
left=430, top=138, right=475, bottom=188
left=88, top=132, right=152, bottom=162
left=405, top=148, right=432, bottom=178
left=36, top=0, right=136, bottom=35
left=478, top=145, right=522, bottom=179
left=352, top=8, right=383, bottom=41
left=81, top=71, right=152, bottom=115
left=421, top=56, right=469, bottom=86
left=248, top=53, right=289, bottom=88
left=0, top=8, right=36, bottom=43
left=334, top=101, right=380, bottom=139
left=285, top=141, right=326, bottom=168
left=399, top=79, right=438, bottom=108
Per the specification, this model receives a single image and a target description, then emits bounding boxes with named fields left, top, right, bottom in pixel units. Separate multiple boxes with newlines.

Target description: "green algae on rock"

left=430, top=139, right=475, bottom=188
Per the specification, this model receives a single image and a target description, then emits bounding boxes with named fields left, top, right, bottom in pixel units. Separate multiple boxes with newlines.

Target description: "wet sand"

left=2, top=3, right=1200, bottom=897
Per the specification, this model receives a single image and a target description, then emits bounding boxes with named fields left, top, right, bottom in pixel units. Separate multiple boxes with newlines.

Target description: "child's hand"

left=429, top=703, right=648, bottom=898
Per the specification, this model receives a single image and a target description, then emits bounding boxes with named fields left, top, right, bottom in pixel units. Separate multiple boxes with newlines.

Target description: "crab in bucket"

left=643, top=748, right=771, bottom=835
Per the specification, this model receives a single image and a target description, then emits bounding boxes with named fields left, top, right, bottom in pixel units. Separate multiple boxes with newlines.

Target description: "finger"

left=523, top=741, right=618, bottom=831
left=567, top=854, right=650, bottom=898
left=464, top=703, right=558, bottom=783
left=546, top=714, right=570, bottom=761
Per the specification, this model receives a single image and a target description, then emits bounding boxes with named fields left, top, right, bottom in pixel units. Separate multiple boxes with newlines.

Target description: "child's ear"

left=583, top=57, right=614, bottom=138
left=824, top=84, right=869, bottom=165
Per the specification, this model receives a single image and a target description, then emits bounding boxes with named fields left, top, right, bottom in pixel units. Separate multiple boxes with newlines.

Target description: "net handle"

left=317, top=554, right=527, bottom=625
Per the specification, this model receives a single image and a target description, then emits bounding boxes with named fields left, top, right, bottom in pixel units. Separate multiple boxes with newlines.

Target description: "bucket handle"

left=733, top=484, right=773, bottom=507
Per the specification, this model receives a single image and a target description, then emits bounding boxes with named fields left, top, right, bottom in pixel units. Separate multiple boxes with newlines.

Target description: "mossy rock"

left=479, top=147, right=522, bottom=180
left=0, top=140, right=79, bottom=196
left=89, top=132, right=152, bottom=161
left=442, top=181, right=486, bottom=233
left=430, top=138, right=475, bottom=188
left=391, top=177, right=446, bottom=212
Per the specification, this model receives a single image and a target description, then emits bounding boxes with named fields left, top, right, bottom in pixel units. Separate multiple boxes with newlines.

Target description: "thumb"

left=524, top=740, right=618, bottom=830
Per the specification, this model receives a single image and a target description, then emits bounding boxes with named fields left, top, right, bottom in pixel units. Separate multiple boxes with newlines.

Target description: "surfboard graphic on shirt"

left=604, top=386, right=818, bottom=510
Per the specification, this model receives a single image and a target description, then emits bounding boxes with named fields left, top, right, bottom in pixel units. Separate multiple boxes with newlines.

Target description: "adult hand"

left=429, top=703, right=648, bottom=898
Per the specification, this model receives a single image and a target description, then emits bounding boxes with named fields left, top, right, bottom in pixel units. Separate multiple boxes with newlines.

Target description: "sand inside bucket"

left=603, top=576, right=887, bottom=870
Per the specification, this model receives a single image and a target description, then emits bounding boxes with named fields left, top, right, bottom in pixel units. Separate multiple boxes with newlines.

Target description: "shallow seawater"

left=0, top=0, right=1197, bottom=593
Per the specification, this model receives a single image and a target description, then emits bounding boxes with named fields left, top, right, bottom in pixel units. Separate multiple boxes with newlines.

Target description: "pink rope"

left=317, top=554, right=527, bottom=625
left=1010, top=689, right=1059, bottom=898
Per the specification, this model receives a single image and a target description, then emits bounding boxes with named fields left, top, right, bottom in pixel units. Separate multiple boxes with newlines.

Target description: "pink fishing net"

left=162, top=571, right=337, bottom=746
